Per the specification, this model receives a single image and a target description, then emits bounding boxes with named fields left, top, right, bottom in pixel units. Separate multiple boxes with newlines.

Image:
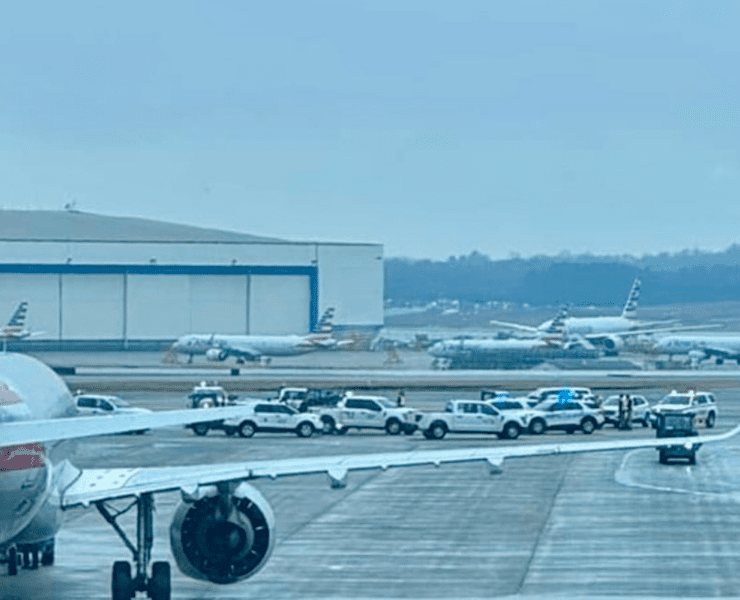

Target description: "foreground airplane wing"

left=0, top=406, right=260, bottom=446
left=59, top=423, right=740, bottom=508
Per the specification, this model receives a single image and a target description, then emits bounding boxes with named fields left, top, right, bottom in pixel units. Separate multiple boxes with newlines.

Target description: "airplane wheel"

left=41, top=542, right=54, bottom=566
left=148, top=561, right=171, bottom=600
left=112, top=561, right=132, bottom=600
left=8, top=547, right=17, bottom=576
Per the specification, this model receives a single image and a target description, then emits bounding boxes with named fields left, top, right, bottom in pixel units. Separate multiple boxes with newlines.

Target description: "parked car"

left=315, top=394, right=419, bottom=435
left=221, top=401, right=324, bottom=438
left=417, top=400, right=527, bottom=440
left=526, top=399, right=605, bottom=435
left=74, top=393, right=152, bottom=434
left=601, top=395, right=651, bottom=427
left=650, top=390, right=717, bottom=428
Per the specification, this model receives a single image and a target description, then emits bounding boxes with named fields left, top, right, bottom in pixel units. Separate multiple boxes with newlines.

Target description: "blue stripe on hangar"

left=0, top=263, right=320, bottom=333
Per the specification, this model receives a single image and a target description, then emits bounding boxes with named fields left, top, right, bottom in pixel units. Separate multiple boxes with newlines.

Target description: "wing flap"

left=60, top=423, right=740, bottom=508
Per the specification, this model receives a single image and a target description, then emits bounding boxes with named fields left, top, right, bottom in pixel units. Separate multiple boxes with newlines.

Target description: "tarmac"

left=4, top=384, right=740, bottom=599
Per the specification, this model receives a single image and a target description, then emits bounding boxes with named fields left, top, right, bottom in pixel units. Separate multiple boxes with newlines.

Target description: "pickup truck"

left=275, top=386, right=343, bottom=412
left=417, top=400, right=526, bottom=440
left=315, top=394, right=419, bottom=435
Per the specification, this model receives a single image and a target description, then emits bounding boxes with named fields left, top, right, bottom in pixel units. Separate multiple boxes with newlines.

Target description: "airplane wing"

left=585, top=323, right=724, bottom=341
left=220, top=342, right=261, bottom=360
left=488, top=320, right=539, bottom=333
left=59, top=423, right=740, bottom=508
left=0, top=406, right=262, bottom=446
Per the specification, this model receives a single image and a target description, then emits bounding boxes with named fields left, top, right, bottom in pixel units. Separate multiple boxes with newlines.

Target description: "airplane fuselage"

left=538, top=316, right=638, bottom=337
left=173, top=333, right=323, bottom=359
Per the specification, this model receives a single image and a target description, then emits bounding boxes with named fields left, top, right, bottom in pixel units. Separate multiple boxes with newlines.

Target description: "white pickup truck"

left=315, top=394, right=419, bottom=435
left=417, top=399, right=526, bottom=440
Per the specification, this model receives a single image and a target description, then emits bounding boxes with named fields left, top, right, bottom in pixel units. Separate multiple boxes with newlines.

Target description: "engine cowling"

left=601, top=336, right=624, bottom=351
left=205, top=348, right=228, bottom=362
left=170, top=483, right=275, bottom=584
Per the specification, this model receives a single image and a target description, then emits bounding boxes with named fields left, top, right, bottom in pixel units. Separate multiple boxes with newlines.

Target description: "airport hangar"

left=0, top=210, right=383, bottom=350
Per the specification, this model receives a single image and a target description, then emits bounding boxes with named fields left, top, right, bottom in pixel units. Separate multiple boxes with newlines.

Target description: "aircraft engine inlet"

left=170, top=483, right=275, bottom=584
left=602, top=336, right=624, bottom=351
left=205, top=348, right=228, bottom=362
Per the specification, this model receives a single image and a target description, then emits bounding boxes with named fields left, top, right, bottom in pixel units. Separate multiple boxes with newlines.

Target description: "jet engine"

left=601, top=336, right=624, bottom=352
left=205, top=348, right=228, bottom=362
left=170, top=483, right=275, bottom=584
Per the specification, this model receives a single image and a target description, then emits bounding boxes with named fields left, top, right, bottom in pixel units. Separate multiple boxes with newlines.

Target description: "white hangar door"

left=126, top=274, right=249, bottom=339
left=126, top=275, right=190, bottom=339
left=0, top=273, right=60, bottom=340
left=189, top=275, right=248, bottom=334
left=249, top=275, right=310, bottom=335
left=61, top=274, right=124, bottom=340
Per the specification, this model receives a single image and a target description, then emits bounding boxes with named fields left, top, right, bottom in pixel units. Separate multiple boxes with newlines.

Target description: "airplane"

left=428, top=308, right=600, bottom=369
left=171, top=307, right=349, bottom=364
left=2, top=352, right=739, bottom=599
left=0, top=302, right=43, bottom=351
left=652, top=334, right=740, bottom=367
left=489, top=279, right=717, bottom=353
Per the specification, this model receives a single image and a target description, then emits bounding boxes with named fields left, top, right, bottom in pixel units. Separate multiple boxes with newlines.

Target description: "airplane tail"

left=6, top=302, right=28, bottom=328
left=314, top=307, right=335, bottom=334
left=621, top=278, right=640, bottom=319
left=541, top=306, right=568, bottom=343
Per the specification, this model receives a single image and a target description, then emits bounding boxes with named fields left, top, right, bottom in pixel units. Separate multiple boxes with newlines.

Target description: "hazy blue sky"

left=0, top=0, right=738, bottom=259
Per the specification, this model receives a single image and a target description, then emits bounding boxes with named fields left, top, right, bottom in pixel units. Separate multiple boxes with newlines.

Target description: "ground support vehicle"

left=655, top=413, right=700, bottom=465
left=650, top=390, right=717, bottom=429
left=74, top=393, right=152, bottom=434
left=221, top=401, right=324, bottom=438
left=185, top=382, right=256, bottom=436
left=526, top=400, right=605, bottom=435
left=315, top=394, right=419, bottom=435
left=417, top=400, right=526, bottom=440
left=601, top=395, right=651, bottom=427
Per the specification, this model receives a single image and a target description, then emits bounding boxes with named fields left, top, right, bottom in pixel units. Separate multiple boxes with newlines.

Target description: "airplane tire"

left=8, top=547, right=17, bottom=576
left=148, top=561, right=171, bottom=600
left=112, top=561, right=132, bottom=600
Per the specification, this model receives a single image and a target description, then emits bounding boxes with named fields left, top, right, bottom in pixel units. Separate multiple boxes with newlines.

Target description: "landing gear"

left=96, top=493, right=171, bottom=600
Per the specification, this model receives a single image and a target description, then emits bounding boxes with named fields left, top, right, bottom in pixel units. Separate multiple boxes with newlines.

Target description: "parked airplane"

left=429, top=309, right=599, bottom=369
left=0, top=302, right=44, bottom=351
left=171, top=307, right=346, bottom=364
left=3, top=352, right=738, bottom=599
left=652, top=334, right=740, bottom=367
left=490, top=279, right=713, bottom=353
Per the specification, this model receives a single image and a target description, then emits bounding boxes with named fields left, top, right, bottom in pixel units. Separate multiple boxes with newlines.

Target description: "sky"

left=0, top=0, right=739, bottom=260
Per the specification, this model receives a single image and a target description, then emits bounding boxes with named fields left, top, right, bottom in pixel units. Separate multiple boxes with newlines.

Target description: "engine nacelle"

left=601, top=336, right=624, bottom=351
left=205, top=348, right=228, bottom=362
left=170, top=483, right=275, bottom=584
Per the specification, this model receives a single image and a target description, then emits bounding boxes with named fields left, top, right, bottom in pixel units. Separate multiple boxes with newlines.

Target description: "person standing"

left=397, top=389, right=406, bottom=407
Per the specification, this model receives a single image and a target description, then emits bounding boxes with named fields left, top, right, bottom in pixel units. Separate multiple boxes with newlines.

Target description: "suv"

left=221, top=401, right=324, bottom=438
left=650, top=390, right=717, bottom=428
left=526, top=399, right=605, bottom=435
left=528, top=387, right=599, bottom=408
left=601, top=395, right=651, bottom=427
left=655, top=412, right=700, bottom=465
left=485, top=398, right=538, bottom=432
left=74, top=393, right=152, bottom=434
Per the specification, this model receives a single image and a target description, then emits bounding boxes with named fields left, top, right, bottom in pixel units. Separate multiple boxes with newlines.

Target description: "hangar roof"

left=0, top=210, right=285, bottom=244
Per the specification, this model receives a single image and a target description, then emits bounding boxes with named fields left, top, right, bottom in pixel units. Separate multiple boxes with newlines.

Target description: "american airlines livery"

left=2, top=352, right=738, bottom=599
left=171, top=307, right=347, bottom=364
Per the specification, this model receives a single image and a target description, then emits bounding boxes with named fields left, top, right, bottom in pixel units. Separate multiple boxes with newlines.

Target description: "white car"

left=486, top=398, right=539, bottom=431
left=222, top=401, right=324, bottom=438
left=74, top=393, right=152, bottom=434
left=650, top=390, right=718, bottom=428
left=601, top=395, right=651, bottom=427
left=526, top=399, right=605, bottom=435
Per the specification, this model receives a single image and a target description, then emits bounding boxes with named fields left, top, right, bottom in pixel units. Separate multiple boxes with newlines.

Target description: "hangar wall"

left=0, top=230, right=383, bottom=349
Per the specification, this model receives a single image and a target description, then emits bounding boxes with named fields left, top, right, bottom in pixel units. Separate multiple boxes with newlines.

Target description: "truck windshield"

left=662, top=396, right=691, bottom=405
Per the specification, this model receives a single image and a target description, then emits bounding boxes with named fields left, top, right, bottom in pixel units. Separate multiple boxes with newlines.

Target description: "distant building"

left=0, top=210, right=383, bottom=350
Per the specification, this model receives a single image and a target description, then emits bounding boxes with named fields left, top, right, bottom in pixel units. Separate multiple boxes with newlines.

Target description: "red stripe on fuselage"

left=0, top=444, right=45, bottom=472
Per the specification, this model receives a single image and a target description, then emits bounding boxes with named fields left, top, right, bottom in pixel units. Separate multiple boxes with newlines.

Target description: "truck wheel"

left=238, top=421, right=256, bottom=438
left=528, top=418, right=546, bottom=435
left=192, top=423, right=209, bottom=436
left=385, top=419, right=402, bottom=435
left=503, top=422, right=521, bottom=440
left=224, top=427, right=237, bottom=436
left=336, top=426, right=348, bottom=435
left=707, top=412, right=716, bottom=428
left=429, top=422, right=447, bottom=440
left=581, top=418, right=596, bottom=435
left=297, top=422, right=314, bottom=438
left=321, top=416, right=336, bottom=434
